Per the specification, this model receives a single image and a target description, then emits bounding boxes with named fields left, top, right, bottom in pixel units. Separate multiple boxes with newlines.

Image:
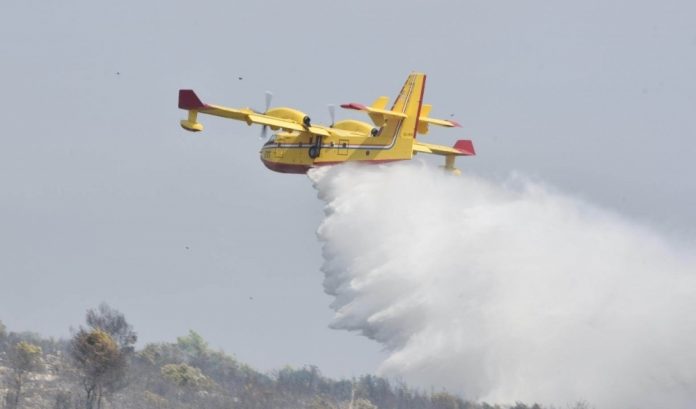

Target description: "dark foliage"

left=0, top=313, right=556, bottom=409
left=85, top=303, right=137, bottom=353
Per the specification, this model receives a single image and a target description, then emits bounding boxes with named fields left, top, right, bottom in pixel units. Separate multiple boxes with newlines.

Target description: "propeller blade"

left=258, top=91, right=273, bottom=140
left=264, top=91, right=273, bottom=113
left=328, top=104, right=336, bottom=127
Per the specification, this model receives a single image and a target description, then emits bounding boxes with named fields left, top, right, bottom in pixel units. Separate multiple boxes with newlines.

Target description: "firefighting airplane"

left=178, top=72, right=475, bottom=174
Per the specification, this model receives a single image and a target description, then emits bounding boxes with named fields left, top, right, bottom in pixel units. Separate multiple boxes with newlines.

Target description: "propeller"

left=259, top=91, right=273, bottom=139
left=328, top=104, right=336, bottom=127
left=264, top=91, right=273, bottom=111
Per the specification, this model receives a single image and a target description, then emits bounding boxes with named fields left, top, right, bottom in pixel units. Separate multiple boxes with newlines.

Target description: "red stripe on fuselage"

left=260, top=158, right=404, bottom=174
left=413, top=75, right=426, bottom=140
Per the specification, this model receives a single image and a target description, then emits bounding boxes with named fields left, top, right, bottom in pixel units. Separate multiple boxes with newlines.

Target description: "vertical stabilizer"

left=379, top=72, right=426, bottom=157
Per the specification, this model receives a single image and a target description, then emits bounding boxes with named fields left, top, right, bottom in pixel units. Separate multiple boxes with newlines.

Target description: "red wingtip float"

left=454, top=139, right=476, bottom=156
left=178, top=89, right=207, bottom=110
left=178, top=72, right=475, bottom=174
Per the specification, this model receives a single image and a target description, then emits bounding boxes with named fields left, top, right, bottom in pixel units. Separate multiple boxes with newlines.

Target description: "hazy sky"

left=1, top=0, right=695, bottom=379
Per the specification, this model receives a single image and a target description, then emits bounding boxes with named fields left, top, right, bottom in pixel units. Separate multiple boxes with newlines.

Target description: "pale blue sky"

left=1, top=0, right=695, bottom=378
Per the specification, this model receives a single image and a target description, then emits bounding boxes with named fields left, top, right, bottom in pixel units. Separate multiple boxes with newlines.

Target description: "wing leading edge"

left=178, top=90, right=363, bottom=138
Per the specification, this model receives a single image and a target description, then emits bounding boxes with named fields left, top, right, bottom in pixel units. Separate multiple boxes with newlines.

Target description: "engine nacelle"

left=333, top=120, right=380, bottom=137
left=266, top=107, right=312, bottom=127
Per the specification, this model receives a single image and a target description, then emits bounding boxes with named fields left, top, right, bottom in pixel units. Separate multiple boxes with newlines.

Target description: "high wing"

left=179, top=90, right=365, bottom=138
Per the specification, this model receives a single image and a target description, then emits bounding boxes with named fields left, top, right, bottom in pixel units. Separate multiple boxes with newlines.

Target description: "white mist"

left=310, top=161, right=696, bottom=409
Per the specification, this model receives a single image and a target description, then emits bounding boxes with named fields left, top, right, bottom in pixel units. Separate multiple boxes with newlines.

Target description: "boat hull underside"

left=259, top=144, right=409, bottom=174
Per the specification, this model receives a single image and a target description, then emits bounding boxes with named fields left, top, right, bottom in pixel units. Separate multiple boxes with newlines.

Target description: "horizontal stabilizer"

left=419, top=117, right=462, bottom=128
left=339, top=103, right=407, bottom=118
left=416, top=104, right=462, bottom=134
left=340, top=101, right=407, bottom=126
left=412, top=140, right=475, bottom=156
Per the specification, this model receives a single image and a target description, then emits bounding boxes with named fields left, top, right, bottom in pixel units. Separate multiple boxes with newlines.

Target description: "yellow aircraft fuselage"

left=259, top=126, right=415, bottom=173
left=178, top=72, right=475, bottom=174
left=261, top=73, right=423, bottom=173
